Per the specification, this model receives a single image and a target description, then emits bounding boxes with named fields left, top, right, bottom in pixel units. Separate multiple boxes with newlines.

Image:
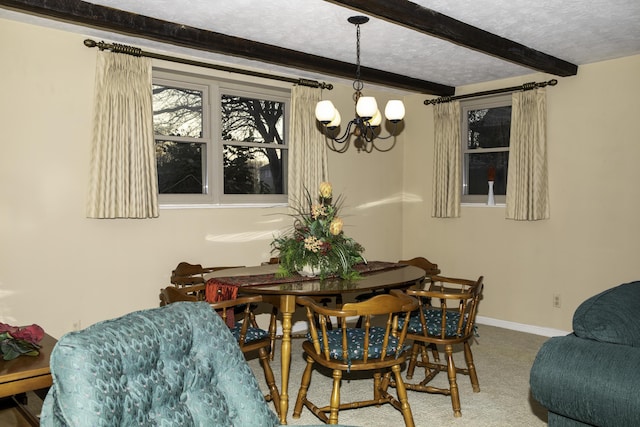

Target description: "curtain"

left=86, top=51, right=158, bottom=219
left=506, top=88, right=549, bottom=220
left=432, top=101, right=461, bottom=218
left=288, top=85, right=329, bottom=206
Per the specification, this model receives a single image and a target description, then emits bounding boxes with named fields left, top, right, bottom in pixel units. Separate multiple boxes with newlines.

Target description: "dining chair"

left=398, top=256, right=441, bottom=277
left=351, top=257, right=440, bottom=329
left=351, top=257, right=439, bottom=317
left=160, top=285, right=281, bottom=416
left=170, top=262, right=243, bottom=300
left=261, top=256, right=281, bottom=265
left=293, top=289, right=419, bottom=426
left=398, top=256, right=442, bottom=360
left=399, top=275, right=484, bottom=417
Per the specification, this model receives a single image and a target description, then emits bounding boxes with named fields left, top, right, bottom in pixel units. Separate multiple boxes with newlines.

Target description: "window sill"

left=461, top=202, right=506, bottom=208
left=160, top=203, right=288, bottom=210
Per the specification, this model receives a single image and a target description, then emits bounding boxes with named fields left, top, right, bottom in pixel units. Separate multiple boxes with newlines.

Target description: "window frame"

left=153, top=69, right=290, bottom=208
left=460, top=94, right=512, bottom=205
left=216, top=83, right=289, bottom=205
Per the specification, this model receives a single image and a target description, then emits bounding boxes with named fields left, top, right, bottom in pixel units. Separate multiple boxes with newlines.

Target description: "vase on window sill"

left=487, top=181, right=496, bottom=206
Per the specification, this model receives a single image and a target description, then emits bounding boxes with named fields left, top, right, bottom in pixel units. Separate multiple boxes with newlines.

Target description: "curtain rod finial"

left=84, top=39, right=97, bottom=48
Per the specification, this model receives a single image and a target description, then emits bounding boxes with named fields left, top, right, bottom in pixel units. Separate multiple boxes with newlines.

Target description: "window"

left=461, top=94, right=511, bottom=204
left=153, top=70, right=289, bottom=206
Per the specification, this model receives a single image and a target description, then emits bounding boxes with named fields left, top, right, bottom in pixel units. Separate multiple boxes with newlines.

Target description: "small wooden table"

left=0, top=333, right=56, bottom=425
left=206, top=263, right=425, bottom=424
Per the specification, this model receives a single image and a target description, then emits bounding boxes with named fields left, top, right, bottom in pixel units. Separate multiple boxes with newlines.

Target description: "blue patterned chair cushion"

left=308, top=327, right=409, bottom=363
left=399, top=308, right=465, bottom=337
left=230, top=323, right=270, bottom=344
left=40, top=302, right=280, bottom=427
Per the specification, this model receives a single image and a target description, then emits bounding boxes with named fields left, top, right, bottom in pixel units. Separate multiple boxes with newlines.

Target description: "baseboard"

left=476, top=316, right=570, bottom=337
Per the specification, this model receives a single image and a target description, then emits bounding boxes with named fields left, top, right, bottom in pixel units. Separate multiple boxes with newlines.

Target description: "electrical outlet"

left=553, top=294, right=561, bottom=308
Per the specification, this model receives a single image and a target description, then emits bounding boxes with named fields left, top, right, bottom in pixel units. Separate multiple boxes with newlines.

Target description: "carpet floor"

left=248, top=324, right=550, bottom=426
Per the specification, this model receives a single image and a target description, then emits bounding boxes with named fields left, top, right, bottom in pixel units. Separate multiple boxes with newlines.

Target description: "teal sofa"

left=40, top=301, right=349, bottom=427
left=530, top=281, right=640, bottom=426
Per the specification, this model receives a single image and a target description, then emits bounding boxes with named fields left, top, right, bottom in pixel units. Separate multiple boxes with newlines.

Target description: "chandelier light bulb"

left=327, top=110, right=341, bottom=128
left=356, top=96, right=377, bottom=120
left=315, top=100, right=336, bottom=124
left=367, top=109, right=382, bottom=127
left=384, top=100, right=406, bottom=122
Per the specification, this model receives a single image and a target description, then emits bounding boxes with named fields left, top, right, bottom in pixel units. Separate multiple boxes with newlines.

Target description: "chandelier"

left=315, top=16, right=406, bottom=153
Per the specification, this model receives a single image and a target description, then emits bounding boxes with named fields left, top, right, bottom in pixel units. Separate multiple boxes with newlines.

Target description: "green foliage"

left=0, top=332, right=40, bottom=361
left=271, top=184, right=365, bottom=280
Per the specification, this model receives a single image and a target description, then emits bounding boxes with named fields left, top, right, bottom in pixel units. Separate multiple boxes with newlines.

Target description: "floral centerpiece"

left=271, top=182, right=366, bottom=280
left=0, top=323, right=44, bottom=361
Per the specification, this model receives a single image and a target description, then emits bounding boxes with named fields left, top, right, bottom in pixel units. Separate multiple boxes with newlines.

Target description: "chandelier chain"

left=353, top=23, right=364, bottom=93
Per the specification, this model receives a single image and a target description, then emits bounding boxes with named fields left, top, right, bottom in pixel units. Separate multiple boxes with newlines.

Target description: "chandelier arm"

left=362, top=124, right=376, bottom=143
left=361, top=139, right=374, bottom=153
left=328, top=120, right=357, bottom=144
left=368, top=122, right=401, bottom=140
left=325, top=135, right=351, bottom=153
left=371, top=139, right=398, bottom=152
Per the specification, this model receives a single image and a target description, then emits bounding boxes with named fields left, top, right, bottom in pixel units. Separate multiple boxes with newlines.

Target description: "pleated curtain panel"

left=86, top=51, right=159, bottom=219
left=431, top=101, right=462, bottom=218
left=288, top=85, right=329, bottom=206
left=506, top=89, right=550, bottom=220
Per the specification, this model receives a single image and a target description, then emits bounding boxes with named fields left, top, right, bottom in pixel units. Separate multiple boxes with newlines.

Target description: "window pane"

left=153, top=85, right=203, bottom=138
left=156, top=141, right=205, bottom=194
left=466, top=151, right=508, bottom=195
left=221, top=95, right=284, bottom=144
left=223, top=145, right=285, bottom=194
left=467, top=106, right=511, bottom=149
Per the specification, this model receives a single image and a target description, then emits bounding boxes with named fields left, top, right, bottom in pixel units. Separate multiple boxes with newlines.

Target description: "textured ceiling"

left=2, top=0, right=639, bottom=93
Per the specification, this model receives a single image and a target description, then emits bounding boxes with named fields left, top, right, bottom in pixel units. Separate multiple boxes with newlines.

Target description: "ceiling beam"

left=0, top=0, right=455, bottom=95
left=328, top=0, right=578, bottom=77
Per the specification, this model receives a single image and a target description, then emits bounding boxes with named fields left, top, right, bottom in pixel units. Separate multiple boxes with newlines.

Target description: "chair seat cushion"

left=400, top=308, right=464, bottom=337
left=308, top=327, right=409, bottom=362
left=230, top=324, right=269, bottom=344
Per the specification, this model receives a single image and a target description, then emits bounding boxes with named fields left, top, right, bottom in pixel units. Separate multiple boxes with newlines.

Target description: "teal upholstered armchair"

left=40, top=301, right=346, bottom=427
left=530, top=281, right=640, bottom=426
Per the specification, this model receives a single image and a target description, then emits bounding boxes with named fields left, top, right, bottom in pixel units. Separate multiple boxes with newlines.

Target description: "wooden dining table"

left=205, top=262, right=425, bottom=424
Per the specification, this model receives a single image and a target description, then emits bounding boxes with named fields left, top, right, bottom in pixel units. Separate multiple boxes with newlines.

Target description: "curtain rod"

left=424, top=79, right=557, bottom=105
left=83, top=39, right=333, bottom=90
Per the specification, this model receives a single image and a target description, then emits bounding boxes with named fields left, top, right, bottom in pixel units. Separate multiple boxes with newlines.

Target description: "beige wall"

left=402, top=54, right=640, bottom=332
left=2, top=18, right=639, bottom=338
left=0, top=18, right=404, bottom=338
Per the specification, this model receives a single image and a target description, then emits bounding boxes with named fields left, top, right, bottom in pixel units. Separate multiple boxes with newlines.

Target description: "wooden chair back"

left=406, top=275, right=483, bottom=343
left=398, top=256, right=441, bottom=277
left=297, top=289, right=418, bottom=366
left=170, top=262, right=244, bottom=287
left=170, top=262, right=208, bottom=286
left=160, top=285, right=199, bottom=305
